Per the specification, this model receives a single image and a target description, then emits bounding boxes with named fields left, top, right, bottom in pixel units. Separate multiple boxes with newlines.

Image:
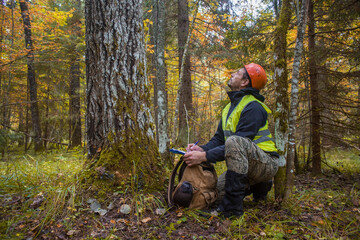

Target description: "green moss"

left=274, top=166, right=286, bottom=200
left=280, top=121, right=288, bottom=133
left=79, top=90, right=165, bottom=196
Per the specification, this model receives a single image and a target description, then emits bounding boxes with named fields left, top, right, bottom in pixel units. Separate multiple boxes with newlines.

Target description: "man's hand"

left=183, top=151, right=207, bottom=167
left=186, top=143, right=204, bottom=152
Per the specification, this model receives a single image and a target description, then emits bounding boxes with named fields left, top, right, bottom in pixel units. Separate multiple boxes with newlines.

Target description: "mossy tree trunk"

left=85, top=0, right=164, bottom=191
left=273, top=0, right=291, bottom=201
left=308, top=0, right=321, bottom=176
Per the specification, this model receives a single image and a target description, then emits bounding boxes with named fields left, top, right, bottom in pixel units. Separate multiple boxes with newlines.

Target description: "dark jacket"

left=201, top=88, right=278, bottom=163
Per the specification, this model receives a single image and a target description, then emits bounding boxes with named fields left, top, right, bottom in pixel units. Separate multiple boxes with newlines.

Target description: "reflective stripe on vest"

left=221, top=95, right=277, bottom=152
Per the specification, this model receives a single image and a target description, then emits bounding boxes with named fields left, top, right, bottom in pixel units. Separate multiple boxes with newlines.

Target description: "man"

left=183, top=63, right=279, bottom=218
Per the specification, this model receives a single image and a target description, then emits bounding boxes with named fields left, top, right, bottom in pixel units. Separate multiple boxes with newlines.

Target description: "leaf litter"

left=1, top=156, right=359, bottom=239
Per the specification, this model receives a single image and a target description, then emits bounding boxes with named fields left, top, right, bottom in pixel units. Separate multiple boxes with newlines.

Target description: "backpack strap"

left=167, top=157, right=186, bottom=208
left=178, top=159, right=187, bottom=182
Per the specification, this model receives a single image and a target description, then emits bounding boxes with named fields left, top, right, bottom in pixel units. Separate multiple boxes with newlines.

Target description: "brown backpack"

left=167, top=157, right=218, bottom=209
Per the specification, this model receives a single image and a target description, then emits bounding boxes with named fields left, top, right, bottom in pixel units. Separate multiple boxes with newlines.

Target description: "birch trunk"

left=285, top=0, right=309, bottom=199
left=85, top=0, right=164, bottom=190
left=152, top=0, right=170, bottom=163
left=19, top=0, right=43, bottom=152
left=308, top=0, right=322, bottom=175
left=273, top=0, right=291, bottom=201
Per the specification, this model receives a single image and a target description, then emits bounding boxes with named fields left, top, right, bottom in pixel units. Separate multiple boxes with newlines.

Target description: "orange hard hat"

left=244, top=63, right=267, bottom=90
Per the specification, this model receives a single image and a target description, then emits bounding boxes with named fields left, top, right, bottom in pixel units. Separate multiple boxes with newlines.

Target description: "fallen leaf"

left=141, top=217, right=152, bottom=223
left=67, top=230, right=79, bottom=236
left=155, top=208, right=166, bottom=215
left=107, top=202, right=115, bottom=210
left=353, top=198, right=359, bottom=207
left=120, top=204, right=131, bottom=214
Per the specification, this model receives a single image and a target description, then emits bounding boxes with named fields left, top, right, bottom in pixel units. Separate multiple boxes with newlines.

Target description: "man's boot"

left=251, top=180, right=272, bottom=202
left=217, top=170, right=248, bottom=218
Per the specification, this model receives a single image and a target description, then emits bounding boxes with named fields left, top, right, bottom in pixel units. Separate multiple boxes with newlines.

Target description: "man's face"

left=227, top=68, right=248, bottom=91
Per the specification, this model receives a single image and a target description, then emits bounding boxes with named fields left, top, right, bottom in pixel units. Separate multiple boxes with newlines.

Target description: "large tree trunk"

left=273, top=0, right=291, bottom=201
left=177, top=0, right=193, bottom=147
left=308, top=0, right=321, bottom=175
left=85, top=0, right=164, bottom=190
left=19, top=0, right=43, bottom=152
left=286, top=0, right=309, bottom=199
left=152, top=0, right=170, bottom=163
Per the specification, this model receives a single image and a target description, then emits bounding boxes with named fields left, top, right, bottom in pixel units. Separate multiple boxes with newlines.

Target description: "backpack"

left=167, top=157, right=218, bottom=209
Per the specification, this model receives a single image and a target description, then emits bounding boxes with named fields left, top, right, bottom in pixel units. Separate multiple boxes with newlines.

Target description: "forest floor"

left=1, top=148, right=360, bottom=239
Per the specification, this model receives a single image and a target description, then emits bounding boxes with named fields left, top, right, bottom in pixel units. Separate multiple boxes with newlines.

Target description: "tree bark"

left=85, top=0, right=164, bottom=190
left=68, top=0, right=82, bottom=149
left=358, top=82, right=360, bottom=149
left=286, top=0, right=309, bottom=199
left=69, top=59, right=82, bottom=148
left=18, top=105, right=25, bottom=146
left=176, top=0, right=194, bottom=147
left=308, top=0, right=321, bottom=175
left=273, top=0, right=292, bottom=201
left=19, top=0, right=43, bottom=152
left=44, top=84, right=50, bottom=149
left=274, top=0, right=280, bottom=19
left=25, top=89, right=29, bottom=152
left=152, top=0, right=170, bottom=163
left=0, top=0, right=4, bottom=125
left=1, top=0, right=13, bottom=157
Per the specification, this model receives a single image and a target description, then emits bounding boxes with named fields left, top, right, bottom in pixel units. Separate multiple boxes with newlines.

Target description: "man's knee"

left=225, top=136, right=251, bottom=174
left=225, top=135, right=252, bottom=150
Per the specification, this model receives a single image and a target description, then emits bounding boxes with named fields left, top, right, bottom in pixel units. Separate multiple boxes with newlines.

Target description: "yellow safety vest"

left=222, top=95, right=277, bottom=152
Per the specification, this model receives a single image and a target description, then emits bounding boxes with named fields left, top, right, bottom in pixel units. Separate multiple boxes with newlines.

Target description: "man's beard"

left=227, top=79, right=233, bottom=90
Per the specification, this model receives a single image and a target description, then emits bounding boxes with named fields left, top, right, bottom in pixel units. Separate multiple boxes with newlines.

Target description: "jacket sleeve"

left=204, top=101, right=267, bottom=163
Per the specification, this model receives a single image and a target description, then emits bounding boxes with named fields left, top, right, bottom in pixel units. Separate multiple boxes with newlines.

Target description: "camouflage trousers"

left=216, top=136, right=279, bottom=202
